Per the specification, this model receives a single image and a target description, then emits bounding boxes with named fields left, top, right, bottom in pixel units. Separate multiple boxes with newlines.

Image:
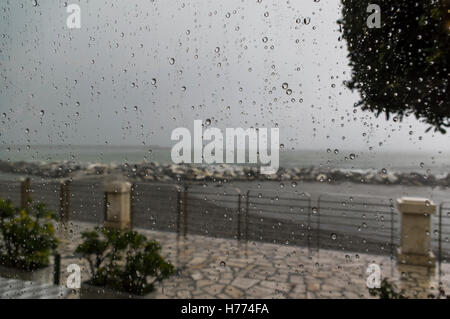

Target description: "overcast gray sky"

left=0, top=0, right=449, bottom=153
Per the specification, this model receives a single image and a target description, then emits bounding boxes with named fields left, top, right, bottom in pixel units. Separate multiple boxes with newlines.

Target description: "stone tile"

left=224, top=285, right=244, bottom=298
left=231, top=278, right=259, bottom=290
left=260, top=280, right=292, bottom=293
left=176, top=290, right=192, bottom=298
left=305, top=281, right=321, bottom=292
left=203, top=284, right=225, bottom=296
left=191, top=272, right=203, bottom=281
left=288, top=274, right=305, bottom=284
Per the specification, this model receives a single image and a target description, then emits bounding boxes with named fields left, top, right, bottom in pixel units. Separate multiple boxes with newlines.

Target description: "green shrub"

left=368, top=278, right=406, bottom=299
left=369, top=278, right=448, bottom=299
left=0, top=198, right=59, bottom=271
left=76, top=227, right=174, bottom=295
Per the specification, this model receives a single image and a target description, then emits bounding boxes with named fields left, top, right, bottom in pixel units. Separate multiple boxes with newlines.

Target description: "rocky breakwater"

left=0, top=160, right=448, bottom=187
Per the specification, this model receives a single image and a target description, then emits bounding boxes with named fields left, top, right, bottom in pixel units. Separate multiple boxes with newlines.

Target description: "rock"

left=0, top=159, right=444, bottom=187
left=374, top=174, right=386, bottom=184
left=387, top=173, right=398, bottom=183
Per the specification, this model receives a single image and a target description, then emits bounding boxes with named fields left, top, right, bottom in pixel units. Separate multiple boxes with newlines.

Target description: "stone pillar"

left=20, top=177, right=31, bottom=209
left=104, top=181, right=132, bottom=230
left=396, top=197, right=436, bottom=268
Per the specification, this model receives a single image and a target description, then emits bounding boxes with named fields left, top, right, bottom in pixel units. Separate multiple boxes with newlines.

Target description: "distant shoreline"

left=1, top=144, right=448, bottom=154
left=1, top=145, right=449, bottom=175
left=0, top=159, right=448, bottom=188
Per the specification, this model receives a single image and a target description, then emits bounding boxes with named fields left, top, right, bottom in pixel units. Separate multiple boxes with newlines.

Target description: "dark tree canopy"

left=339, top=0, right=449, bottom=133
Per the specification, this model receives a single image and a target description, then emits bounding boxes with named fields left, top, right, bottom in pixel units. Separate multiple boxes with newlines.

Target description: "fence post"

left=396, top=197, right=436, bottom=268
left=183, top=185, right=188, bottom=238
left=390, top=203, right=395, bottom=277
left=176, top=186, right=181, bottom=238
left=438, top=203, right=443, bottom=280
left=245, top=191, right=250, bottom=243
left=306, top=196, right=312, bottom=254
left=59, top=180, right=70, bottom=226
left=237, top=194, right=242, bottom=242
left=317, top=197, right=321, bottom=253
left=130, top=183, right=136, bottom=228
left=390, top=203, right=394, bottom=260
left=103, top=181, right=132, bottom=230
left=53, top=254, right=61, bottom=285
left=20, top=177, right=31, bottom=209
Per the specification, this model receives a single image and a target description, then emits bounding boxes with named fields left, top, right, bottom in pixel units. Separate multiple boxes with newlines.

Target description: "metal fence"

left=316, top=194, right=399, bottom=255
left=246, top=189, right=311, bottom=248
left=0, top=179, right=448, bottom=265
left=437, top=203, right=450, bottom=274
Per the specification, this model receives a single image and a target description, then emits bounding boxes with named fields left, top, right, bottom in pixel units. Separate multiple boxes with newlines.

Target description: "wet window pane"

left=0, top=0, right=449, bottom=300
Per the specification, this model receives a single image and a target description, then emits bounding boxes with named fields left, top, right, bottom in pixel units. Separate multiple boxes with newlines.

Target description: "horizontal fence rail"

left=316, top=194, right=399, bottom=256
left=184, top=185, right=242, bottom=240
left=0, top=178, right=447, bottom=264
left=131, top=182, right=180, bottom=232
left=247, top=190, right=311, bottom=248
left=0, top=182, right=20, bottom=207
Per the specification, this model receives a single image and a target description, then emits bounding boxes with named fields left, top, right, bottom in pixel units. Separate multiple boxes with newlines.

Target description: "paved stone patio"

left=50, top=221, right=450, bottom=299
left=0, top=277, right=71, bottom=299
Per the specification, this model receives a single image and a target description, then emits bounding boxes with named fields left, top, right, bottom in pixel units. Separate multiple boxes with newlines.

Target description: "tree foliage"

left=340, top=0, right=449, bottom=133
